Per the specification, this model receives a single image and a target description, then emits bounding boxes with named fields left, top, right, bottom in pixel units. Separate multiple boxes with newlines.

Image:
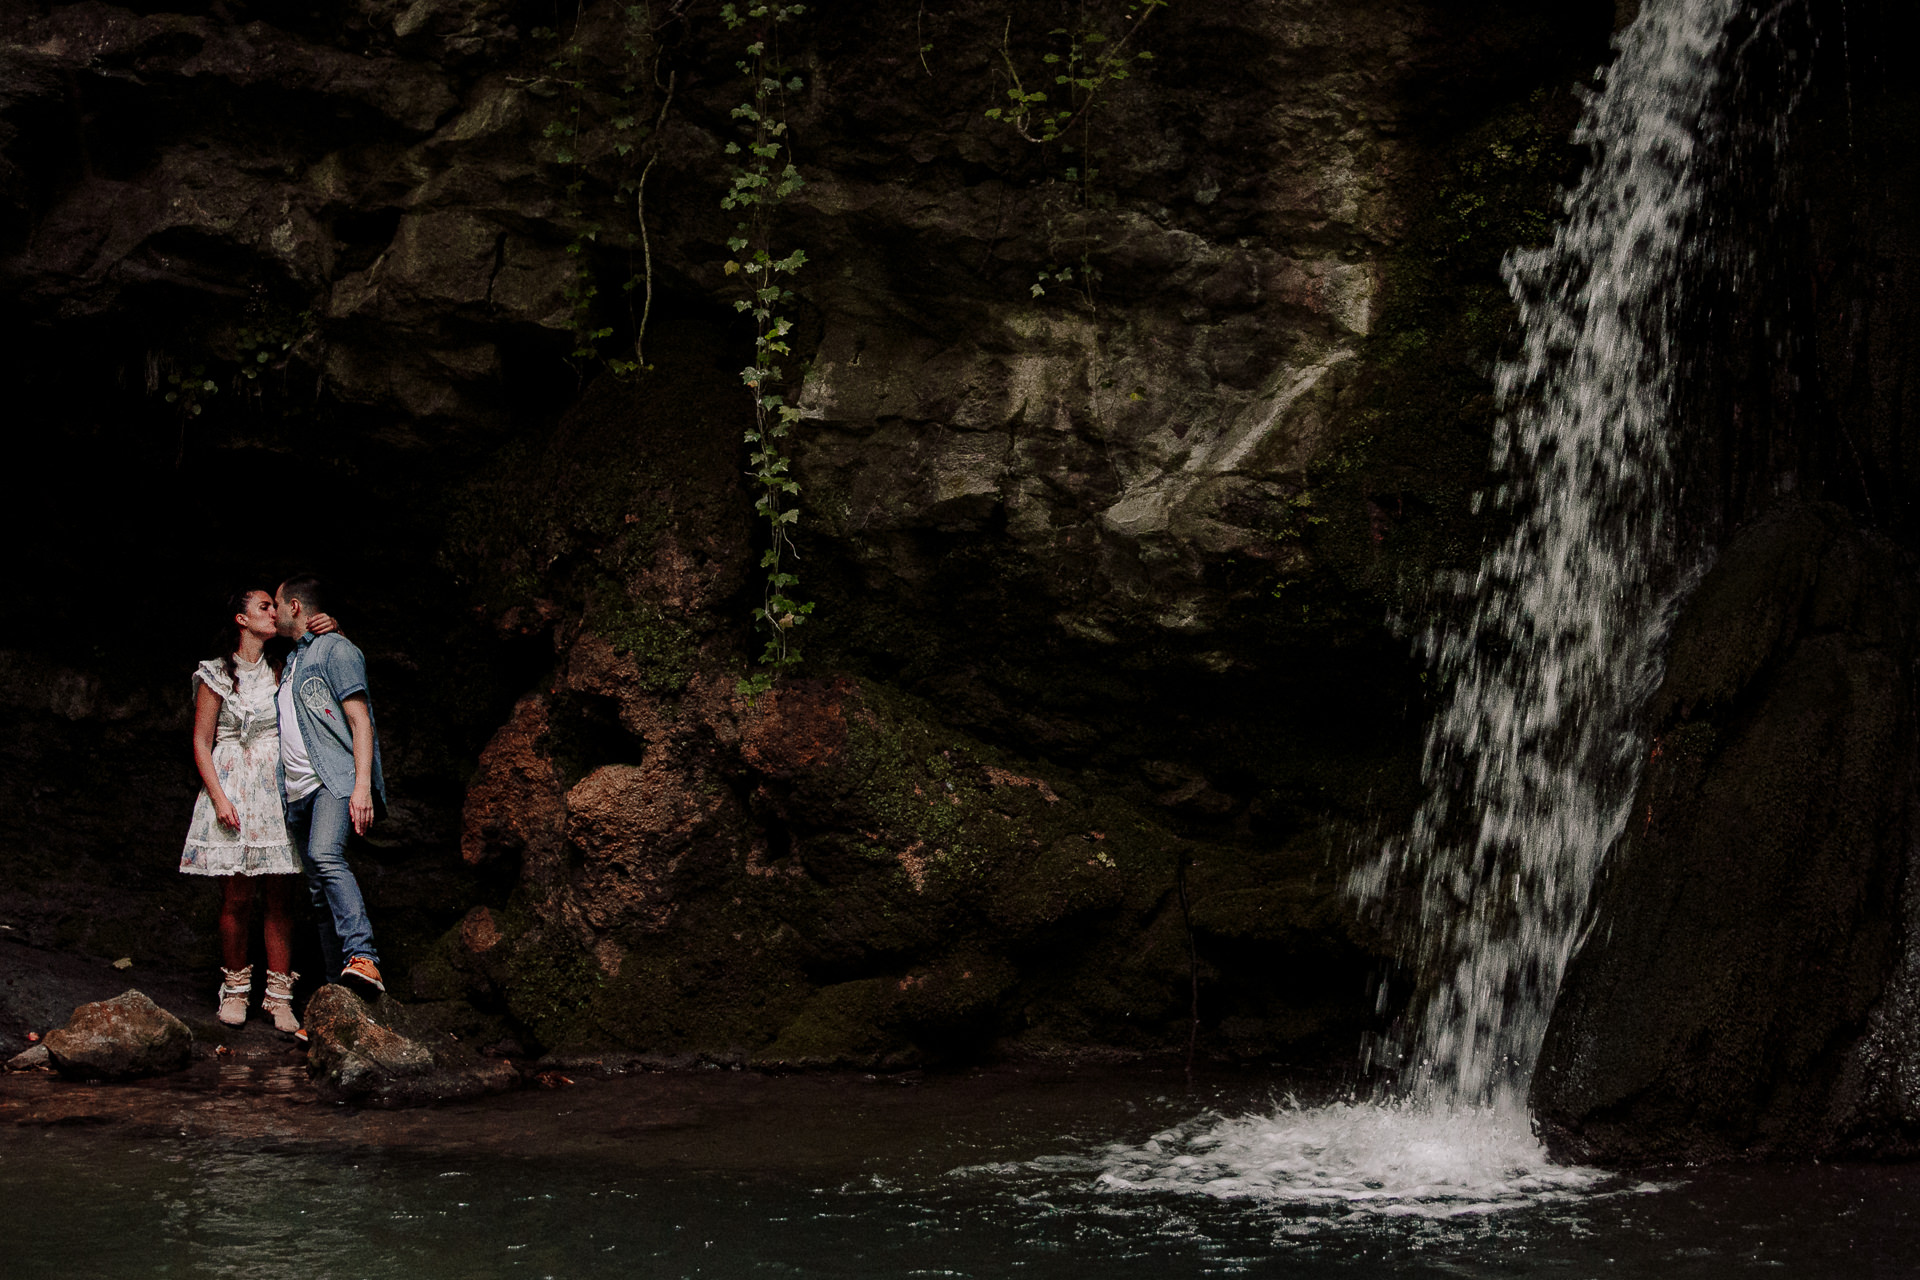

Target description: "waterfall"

left=1348, top=0, right=1743, bottom=1109
left=1099, top=0, right=1757, bottom=1211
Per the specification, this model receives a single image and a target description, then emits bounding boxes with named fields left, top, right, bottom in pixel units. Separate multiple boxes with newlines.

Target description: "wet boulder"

left=1533, top=503, right=1920, bottom=1162
left=43, top=990, right=193, bottom=1081
left=304, top=984, right=517, bottom=1107
left=5, top=1043, right=51, bottom=1071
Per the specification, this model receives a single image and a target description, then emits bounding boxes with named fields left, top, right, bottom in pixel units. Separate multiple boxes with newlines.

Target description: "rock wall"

left=0, top=1, right=1614, bottom=1064
left=1532, top=505, right=1920, bottom=1161
left=1532, top=0, right=1920, bottom=1161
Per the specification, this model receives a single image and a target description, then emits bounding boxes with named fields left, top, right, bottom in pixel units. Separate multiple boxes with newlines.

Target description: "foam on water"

left=1094, top=1101, right=1622, bottom=1220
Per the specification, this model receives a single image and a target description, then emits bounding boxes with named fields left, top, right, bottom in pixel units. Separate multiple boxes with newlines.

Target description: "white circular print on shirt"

left=299, top=676, right=333, bottom=715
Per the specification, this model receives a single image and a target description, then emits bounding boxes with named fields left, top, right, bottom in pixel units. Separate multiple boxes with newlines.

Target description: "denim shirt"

left=280, top=631, right=387, bottom=807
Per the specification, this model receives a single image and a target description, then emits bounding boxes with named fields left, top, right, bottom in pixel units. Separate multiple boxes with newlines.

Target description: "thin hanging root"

left=634, top=154, right=656, bottom=368
left=633, top=72, right=674, bottom=370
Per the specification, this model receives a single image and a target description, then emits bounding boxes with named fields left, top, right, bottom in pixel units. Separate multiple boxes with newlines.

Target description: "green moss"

left=759, top=978, right=896, bottom=1066
left=585, top=579, right=700, bottom=693
left=495, top=910, right=604, bottom=1049
left=405, top=930, right=469, bottom=1002
left=505, top=955, right=601, bottom=1048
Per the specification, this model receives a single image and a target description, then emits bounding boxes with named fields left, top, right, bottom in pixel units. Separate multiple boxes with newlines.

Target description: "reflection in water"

left=213, top=1062, right=309, bottom=1097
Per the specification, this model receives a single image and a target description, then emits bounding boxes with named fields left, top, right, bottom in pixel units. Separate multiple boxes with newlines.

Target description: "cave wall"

left=0, top=0, right=1616, bottom=1064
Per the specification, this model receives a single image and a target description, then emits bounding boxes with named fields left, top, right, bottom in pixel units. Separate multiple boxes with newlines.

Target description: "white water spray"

left=1102, top=0, right=1747, bottom=1209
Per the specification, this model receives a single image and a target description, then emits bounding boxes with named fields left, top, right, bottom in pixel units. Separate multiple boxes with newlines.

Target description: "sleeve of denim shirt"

left=323, top=635, right=371, bottom=702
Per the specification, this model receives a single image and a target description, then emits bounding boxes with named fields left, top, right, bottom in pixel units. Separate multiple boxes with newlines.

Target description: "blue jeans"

left=286, top=789, right=379, bottom=974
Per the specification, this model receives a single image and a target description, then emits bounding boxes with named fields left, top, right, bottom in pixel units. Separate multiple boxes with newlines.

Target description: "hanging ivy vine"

left=721, top=1, right=812, bottom=682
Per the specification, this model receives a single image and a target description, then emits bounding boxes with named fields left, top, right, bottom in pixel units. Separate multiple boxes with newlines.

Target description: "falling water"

left=1101, top=0, right=1752, bottom=1210
left=1349, top=0, right=1746, bottom=1109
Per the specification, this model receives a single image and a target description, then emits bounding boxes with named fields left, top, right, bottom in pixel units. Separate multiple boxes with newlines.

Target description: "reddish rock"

left=461, top=695, right=566, bottom=869
left=565, top=757, right=734, bottom=933
left=738, top=679, right=854, bottom=778
left=459, top=906, right=502, bottom=954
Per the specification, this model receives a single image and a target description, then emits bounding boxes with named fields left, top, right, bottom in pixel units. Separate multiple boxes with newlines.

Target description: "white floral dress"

left=180, top=655, right=301, bottom=877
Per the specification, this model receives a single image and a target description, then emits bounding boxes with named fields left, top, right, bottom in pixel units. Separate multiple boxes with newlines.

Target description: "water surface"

left=4, top=1066, right=1915, bottom=1277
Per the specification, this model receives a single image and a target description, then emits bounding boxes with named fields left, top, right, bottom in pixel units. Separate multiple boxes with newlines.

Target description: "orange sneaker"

left=340, top=955, right=385, bottom=995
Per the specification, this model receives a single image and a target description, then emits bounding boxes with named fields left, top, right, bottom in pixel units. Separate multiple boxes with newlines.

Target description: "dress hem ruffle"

left=183, top=840, right=296, bottom=852
left=179, top=841, right=300, bottom=876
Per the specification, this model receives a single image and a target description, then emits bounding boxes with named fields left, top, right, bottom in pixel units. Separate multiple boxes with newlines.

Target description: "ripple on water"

left=1087, top=1101, right=1662, bottom=1223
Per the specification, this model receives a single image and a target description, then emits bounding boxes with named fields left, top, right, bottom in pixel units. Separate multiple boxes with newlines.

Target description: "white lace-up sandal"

left=262, top=969, right=301, bottom=1035
left=217, top=965, right=253, bottom=1026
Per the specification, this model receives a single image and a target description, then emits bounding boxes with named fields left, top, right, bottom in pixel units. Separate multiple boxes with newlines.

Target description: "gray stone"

left=44, top=990, right=193, bottom=1081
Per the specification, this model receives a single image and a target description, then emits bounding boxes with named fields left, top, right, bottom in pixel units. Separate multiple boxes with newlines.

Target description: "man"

left=274, top=573, right=387, bottom=996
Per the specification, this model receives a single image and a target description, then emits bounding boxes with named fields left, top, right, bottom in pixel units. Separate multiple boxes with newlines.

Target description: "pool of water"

left=4, top=1067, right=1917, bottom=1277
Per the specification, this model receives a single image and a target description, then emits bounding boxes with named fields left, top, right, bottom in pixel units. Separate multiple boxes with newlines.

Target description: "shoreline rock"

left=304, top=984, right=518, bottom=1108
left=43, top=990, right=192, bottom=1081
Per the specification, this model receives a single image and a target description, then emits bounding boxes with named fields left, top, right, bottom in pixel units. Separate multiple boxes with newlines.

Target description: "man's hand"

left=309, top=612, right=339, bottom=635
left=350, top=786, right=375, bottom=836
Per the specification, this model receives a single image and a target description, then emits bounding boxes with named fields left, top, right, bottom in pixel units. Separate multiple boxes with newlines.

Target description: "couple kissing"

left=180, top=574, right=387, bottom=1037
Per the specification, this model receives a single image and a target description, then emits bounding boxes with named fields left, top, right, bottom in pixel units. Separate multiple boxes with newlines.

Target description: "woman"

left=180, top=587, right=332, bottom=1033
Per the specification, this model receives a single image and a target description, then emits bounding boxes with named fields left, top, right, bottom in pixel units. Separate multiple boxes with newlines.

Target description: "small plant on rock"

left=985, top=0, right=1168, bottom=306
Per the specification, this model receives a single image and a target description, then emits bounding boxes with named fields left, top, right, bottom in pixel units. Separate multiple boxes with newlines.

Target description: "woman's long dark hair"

left=214, top=586, right=290, bottom=686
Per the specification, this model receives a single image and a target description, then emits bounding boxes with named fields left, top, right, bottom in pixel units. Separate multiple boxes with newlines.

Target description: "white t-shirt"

left=278, top=648, right=321, bottom=802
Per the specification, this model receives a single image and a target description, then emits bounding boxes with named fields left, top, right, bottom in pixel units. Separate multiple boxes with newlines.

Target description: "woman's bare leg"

left=218, top=876, right=254, bottom=971
left=261, top=875, right=296, bottom=975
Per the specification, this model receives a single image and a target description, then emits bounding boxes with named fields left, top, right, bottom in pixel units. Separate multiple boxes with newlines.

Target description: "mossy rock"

left=428, top=668, right=1385, bottom=1066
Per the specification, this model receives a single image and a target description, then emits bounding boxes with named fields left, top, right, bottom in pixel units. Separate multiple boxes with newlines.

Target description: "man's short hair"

left=280, top=572, right=324, bottom=615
